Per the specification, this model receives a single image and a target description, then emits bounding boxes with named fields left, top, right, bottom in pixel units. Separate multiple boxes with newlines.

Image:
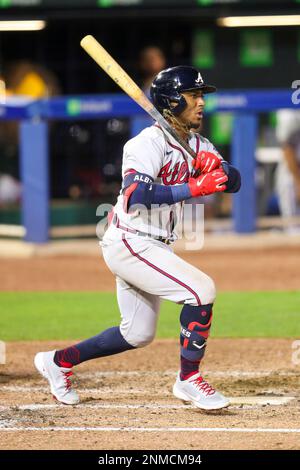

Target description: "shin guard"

left=180, top=304, right=213, bottom=362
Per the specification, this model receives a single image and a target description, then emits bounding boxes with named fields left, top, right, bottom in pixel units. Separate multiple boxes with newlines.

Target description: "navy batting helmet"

left=150, top=65, right=216, bottom=116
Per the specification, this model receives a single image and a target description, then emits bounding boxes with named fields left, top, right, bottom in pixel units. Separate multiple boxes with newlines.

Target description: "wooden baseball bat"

left=80, top=35, right=196, bottom=159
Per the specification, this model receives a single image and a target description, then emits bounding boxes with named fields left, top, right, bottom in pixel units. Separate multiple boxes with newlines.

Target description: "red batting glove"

left=188, top=169, right=228, bottom=197
left=192, top=151, right=222, bottom=174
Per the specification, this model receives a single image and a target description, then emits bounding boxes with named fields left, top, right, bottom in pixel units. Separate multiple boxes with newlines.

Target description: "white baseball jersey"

left=107, top=124, right=221, bottom=242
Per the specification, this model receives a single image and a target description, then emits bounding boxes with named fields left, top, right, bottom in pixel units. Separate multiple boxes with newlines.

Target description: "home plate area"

left=0, top=368, right=299, bottom=450
left=1, top=338, right=299, bottom=450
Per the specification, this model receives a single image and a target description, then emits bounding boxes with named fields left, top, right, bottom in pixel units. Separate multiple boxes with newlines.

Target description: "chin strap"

left=163, top=109, right=192, bottom=139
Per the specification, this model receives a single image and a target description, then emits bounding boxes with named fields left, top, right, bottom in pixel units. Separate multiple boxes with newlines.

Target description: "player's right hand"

left=187, top=169, right=228, bottom=197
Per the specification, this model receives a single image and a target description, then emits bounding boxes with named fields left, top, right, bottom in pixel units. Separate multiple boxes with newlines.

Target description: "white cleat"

left=34, top=350, right=80, bottom=405
left=173, top=372, right=230, bottom=410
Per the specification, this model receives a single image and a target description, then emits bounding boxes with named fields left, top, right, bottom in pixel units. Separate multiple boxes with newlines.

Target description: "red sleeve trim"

left=123, top=182, right=138, bottom=213
left=107, top=209, right=114, bottom=226
left=124, top=168, right=137, bottom=177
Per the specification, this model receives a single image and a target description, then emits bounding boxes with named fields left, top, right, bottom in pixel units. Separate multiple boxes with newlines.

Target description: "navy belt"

left=112, top=214, right=171, bottom=245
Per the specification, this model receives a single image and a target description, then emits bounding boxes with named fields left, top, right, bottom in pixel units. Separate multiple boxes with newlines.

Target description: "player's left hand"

left=192, top=151, right=222, bottom=174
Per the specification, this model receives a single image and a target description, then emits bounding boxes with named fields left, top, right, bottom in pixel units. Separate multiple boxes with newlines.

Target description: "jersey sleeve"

left=122, top=132, right=164, bottom=179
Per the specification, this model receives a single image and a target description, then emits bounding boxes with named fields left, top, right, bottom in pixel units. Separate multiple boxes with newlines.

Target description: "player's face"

left=178, top=90, right=205, bottom=129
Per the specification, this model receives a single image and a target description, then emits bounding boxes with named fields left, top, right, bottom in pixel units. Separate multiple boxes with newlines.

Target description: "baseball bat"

left=80, top=35, right=196, bottom=159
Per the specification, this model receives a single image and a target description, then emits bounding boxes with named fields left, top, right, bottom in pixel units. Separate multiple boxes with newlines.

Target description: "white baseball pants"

left=100, top=225, right=216, bottom=347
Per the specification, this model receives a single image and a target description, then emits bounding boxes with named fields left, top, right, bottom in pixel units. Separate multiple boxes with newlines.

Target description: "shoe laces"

left=191, top=375, right=215, bottom=396
left=62, top=370, right=73, bottom=391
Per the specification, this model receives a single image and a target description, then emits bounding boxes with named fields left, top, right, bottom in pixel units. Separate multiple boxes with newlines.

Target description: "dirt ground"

left=0, top=339, right=299, bottom=450
left=0, top=245, right=299, bottom=450
left=1, top=246, right=300, bottom=292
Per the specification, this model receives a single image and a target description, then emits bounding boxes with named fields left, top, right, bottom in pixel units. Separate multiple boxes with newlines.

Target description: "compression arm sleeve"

left=127, top=182, right=191, bottom=210
left=221, top=161, right=241, bottom=193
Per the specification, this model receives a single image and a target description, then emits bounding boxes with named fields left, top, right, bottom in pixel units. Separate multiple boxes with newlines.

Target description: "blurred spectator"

left=130, top=46, right=167, bottom=154
left=138, top=46, right=167, bottom=94
left=4, top=61, right=60, bottom=98
left=0, top=61, right=60, bottom=206
left=275, top=109, right=300, bottom=232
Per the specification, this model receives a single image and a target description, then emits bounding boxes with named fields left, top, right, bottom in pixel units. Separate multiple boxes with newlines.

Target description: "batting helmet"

left=150, top=65, right=216, bottom=116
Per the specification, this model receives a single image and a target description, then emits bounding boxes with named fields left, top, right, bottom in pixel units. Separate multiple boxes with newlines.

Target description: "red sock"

left=180, top=356, right=200, bottom=380
left=53, top=348, right=80, bottom=368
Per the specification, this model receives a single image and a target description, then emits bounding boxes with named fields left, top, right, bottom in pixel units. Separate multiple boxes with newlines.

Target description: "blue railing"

left=0, top=90, right=299, bottom=242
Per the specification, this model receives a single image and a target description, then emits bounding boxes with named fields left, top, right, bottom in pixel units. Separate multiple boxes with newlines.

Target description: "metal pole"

left=232, top=113, right=258, bottom=233
left=20, top=120, right=49, bottom=243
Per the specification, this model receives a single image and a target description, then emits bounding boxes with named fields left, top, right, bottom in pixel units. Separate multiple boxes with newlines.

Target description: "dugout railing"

left=0, top=90, right=299, bottom=243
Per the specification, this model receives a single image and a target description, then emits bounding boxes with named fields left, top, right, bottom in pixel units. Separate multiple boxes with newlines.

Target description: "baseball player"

left=34, top=66, right=241, bottom=410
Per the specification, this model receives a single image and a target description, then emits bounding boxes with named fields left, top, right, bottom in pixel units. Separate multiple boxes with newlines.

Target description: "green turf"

left=0, top=291, right=299, bottom=341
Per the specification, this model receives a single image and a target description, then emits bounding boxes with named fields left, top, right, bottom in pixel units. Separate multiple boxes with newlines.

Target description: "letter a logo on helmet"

left=195, top=72, right=203, bottom=84
left=150, top=65, right=216, bottom=116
